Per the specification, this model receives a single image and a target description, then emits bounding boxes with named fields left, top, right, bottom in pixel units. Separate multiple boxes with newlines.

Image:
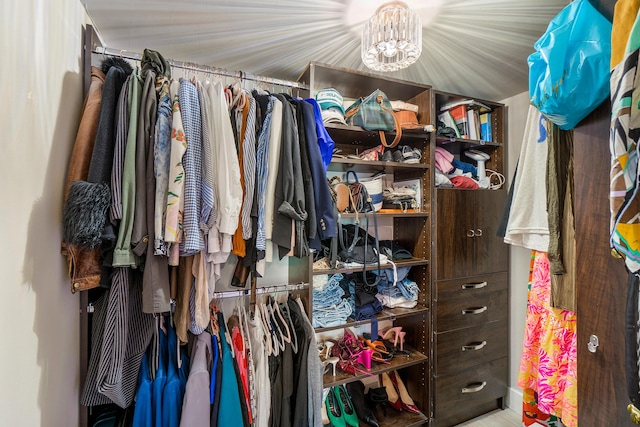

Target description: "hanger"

left=272, top=296, right=291, bottom=344
left=260, top=300, right=278, bottom=356
left=279, top=300, right=298, bottom=353
left=267, top=296, right=286, bottom=352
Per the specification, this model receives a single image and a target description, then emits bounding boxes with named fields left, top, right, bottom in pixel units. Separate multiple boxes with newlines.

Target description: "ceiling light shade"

left=361, top=1, right=422, bottom=72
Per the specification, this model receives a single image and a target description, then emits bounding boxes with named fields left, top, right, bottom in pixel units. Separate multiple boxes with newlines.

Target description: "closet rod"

left=212, top=282, right=308, bottom=300
left=93, top=46, right=309, bottom=90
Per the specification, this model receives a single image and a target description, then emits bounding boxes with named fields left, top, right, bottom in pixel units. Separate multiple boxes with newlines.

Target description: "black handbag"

left=337, top=213, right=381, bottom=287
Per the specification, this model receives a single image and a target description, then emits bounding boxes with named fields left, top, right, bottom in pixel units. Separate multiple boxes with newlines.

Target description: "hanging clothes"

left=518, top=251, right=577, bottom=427
left=179, top=331, right=212, bottom=427
left=216, top=311, right=244, bottom=425
left=162, top=321, right=185, bottom=427
left=132, top=352, right=153, bottom=426
left=503, top=105, right=550, bottom=251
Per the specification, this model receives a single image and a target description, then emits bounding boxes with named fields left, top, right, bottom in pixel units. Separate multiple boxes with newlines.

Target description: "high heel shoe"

left=334, top=385, right=359, bottom=427
left=326, top=386, right=346, bottom=427
left=380, top=372, right=402, bottom=412
left=356, top=348, right=373, bottom=370
left=381, top=326, right=406, bottom=351
left=389, top=371, right=420, bottom=414
left=322, top=357, right=339, bottom=376
left=321, top=388, right=331, bottom=426
left=346, top=381, right=379, bottom=427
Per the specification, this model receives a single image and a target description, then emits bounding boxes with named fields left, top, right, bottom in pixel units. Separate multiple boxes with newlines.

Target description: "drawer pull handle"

left=462, top=381, right=487, bottom=394
left=475, top=228, right=483, bottom=237
left=461, top=281, right=487, bottom=290
left=466, top=229, right=475, bottom=238
left=462, top=306, right=487, bottom=315
left=462, top=341, right=487, bottom=351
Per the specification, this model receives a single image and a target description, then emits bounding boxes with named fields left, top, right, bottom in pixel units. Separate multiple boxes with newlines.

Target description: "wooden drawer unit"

left=435, top=289, right=507, bottom=332
left=435, top=272, right=508, bottom=303
left=435, top=320, right=508, bottom=375
left=434, top=357, right=508, bottom=426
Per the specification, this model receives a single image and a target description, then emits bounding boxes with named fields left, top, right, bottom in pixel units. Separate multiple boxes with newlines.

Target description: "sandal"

left=381, top=326, right=406, bottom=351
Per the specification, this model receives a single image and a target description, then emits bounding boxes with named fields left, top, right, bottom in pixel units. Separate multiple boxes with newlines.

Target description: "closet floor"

left=455, top=408, right=521, bottom=426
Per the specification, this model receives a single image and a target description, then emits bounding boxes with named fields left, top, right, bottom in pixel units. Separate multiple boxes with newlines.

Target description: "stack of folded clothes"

left=312, top=273, right=353, bottom=328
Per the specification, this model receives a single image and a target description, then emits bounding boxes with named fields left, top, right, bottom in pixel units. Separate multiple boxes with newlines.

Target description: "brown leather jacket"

left=61, top=67, right=105, bottom=293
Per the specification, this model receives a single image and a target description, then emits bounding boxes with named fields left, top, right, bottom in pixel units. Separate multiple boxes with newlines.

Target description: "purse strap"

left=362, top=210, right=381, bottom=287
left=378, top=93, right=402, bottom=148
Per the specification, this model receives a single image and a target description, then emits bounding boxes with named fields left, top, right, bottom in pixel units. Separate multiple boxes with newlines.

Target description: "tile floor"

left=456, top=408, right=522, bottom=426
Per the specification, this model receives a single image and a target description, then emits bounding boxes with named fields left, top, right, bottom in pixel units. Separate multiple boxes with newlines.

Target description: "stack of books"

left=437, top=99, right=493, bottom=142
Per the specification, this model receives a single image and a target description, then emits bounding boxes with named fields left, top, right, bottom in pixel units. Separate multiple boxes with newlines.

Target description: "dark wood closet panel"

left=575, top=101, right=634, bottom=425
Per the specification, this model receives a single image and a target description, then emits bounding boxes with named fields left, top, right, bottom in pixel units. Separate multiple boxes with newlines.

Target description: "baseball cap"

left=321, top=107, right=347, bottom=126
left=315, top=88, right=345, bottom=115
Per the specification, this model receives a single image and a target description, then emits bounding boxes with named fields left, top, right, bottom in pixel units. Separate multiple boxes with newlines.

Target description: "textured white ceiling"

left=82, top=0, right=569, bottom=101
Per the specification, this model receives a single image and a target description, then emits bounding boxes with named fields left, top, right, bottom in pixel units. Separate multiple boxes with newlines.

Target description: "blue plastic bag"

left=528, top=0, right=612, bottom=130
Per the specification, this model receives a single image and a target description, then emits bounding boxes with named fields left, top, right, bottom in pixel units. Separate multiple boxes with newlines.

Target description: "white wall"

left=501, top=90, right=533, bottom=410
left=0, top=1, right=89, bottom=426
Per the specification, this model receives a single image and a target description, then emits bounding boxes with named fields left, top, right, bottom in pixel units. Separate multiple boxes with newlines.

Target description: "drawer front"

left=435, top=320, right=508, bottom=375
left=434, top=358, right=508, bottom=423
left=435, top=289, right=508, bottom=332
left=436, top=272, right=508, bottom=303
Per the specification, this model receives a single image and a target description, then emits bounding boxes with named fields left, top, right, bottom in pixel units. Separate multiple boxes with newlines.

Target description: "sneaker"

left=392, top=148, right=404, bottom=163
left=402, top=146, right=422, bottom=164
left=381, top=150, right=393, bottom=162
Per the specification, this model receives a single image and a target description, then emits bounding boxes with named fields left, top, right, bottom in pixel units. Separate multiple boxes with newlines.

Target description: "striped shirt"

left=255, top=97, right=275, bottom=251
left=110, top=75, right=130, bottom=224
left=241, top=91, right=257, bottom=239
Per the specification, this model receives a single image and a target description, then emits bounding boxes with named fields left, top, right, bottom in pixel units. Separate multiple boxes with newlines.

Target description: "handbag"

left=337, top=212, right=381, bottom=287
left=345, top=170, right=374, bottom=214
left=328, top=176, right=352, bottom=213
left=345, top=89, right=402, bottom=148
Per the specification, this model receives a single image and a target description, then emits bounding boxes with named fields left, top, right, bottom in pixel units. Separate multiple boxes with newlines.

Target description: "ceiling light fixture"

left=361, top=1, right=422, bottom=72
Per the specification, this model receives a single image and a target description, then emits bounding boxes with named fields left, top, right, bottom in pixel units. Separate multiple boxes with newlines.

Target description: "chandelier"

left=361, top=1, right=422, bottom=72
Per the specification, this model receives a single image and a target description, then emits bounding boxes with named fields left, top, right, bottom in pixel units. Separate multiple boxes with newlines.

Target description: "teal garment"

left=216, top=311, right=244, bottom=425
left=113, top=69, right=143, bottom=267
left=152, top=329, right=167, bottom=427
left=132, top=353, right=153, bottom=427
left=162, top=323, right=182, bottom=427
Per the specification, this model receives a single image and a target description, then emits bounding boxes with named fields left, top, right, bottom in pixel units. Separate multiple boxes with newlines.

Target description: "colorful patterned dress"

left=518, top=251, right=577, bottom=427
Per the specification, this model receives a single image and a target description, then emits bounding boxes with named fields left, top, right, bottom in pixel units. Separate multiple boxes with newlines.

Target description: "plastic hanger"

left=267, top=302, right=285, bottom=353
left=259, top=301, right=275, bottom=356
left=272, top=297, right=291, bottom=344
left=279, top=300, right=298, bottom=353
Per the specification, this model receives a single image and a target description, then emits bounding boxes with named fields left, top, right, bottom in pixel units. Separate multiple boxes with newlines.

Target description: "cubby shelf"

left=313, top=257, right=429, bottom=276
left=314, top=304, right=429, bottom=333
left=321, top=345, right=428, bottom=388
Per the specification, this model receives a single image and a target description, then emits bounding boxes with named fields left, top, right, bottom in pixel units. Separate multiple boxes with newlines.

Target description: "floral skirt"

left=518, top=251, right=577, bottom=427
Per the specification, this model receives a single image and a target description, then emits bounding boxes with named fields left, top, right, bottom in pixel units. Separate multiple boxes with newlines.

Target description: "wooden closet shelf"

left=314, top=304, right=429, bottom=333
left=325, top=123, right=432, bottom=143
left=328, top=156, right=429, bottom=173
left=313, top=257, right=429, bottom=275
left=376, top=407, right=429, bottom=427
left=321, top=345, right=428, bottom=388
left=436, top=135, right=502, bottom=147
left=339, top=211, right=428, bottom=219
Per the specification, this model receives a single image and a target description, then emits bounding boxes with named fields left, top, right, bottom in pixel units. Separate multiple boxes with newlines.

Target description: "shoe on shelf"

left=335, top=385, right=360, bottom=427
left=381, top=150, right=393, bottom=162
left=389, top=371, right=420, bottom=414
left=392, top=148, right=404, bottom=163
left=381, top=326, right=406, bottom=351
left=322, top=388, right=331, bottom=426
left=346, top=380, right=380, bottom=427
left=401, top=145, right=422, bottom=164
left=326, top=386, right=346, bottom=427
left=380, top=371, right=402, bottom=412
